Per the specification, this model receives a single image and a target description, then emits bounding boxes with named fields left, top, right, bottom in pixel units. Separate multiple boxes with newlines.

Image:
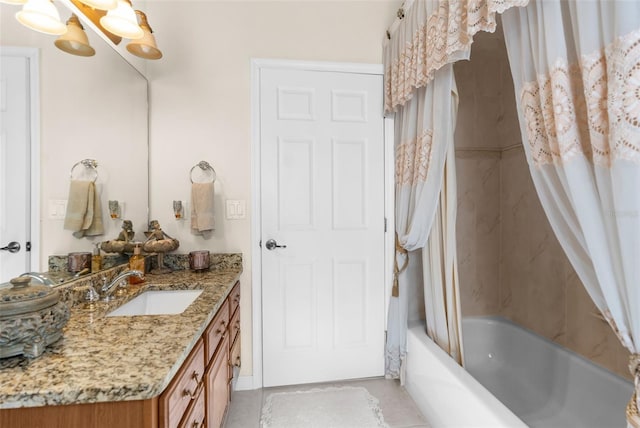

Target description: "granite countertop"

left=0, top=264, right=242, bottom=409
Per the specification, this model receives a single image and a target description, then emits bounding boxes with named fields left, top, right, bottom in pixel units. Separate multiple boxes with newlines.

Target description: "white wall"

left=145, top=0, right=400, bottom=378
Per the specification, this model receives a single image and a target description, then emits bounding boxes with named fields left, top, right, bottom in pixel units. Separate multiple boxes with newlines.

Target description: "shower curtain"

left=384, top=66, right=460, bottom=378
left=501, top=1, right=640, bottom=425
left=383, top=0, right=527, bottom=378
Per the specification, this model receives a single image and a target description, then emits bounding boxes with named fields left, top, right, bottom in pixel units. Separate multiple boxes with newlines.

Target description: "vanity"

left=0, top=260, right=242, bottom=428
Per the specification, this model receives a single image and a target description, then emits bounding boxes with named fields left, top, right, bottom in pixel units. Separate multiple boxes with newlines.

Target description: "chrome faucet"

left=100, top=270, right=144, bottom=300
left=20, top=272, right=55, bottom=286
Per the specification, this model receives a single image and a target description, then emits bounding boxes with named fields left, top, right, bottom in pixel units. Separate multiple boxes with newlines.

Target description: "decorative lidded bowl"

left=0, top=277, right=70, bottom=359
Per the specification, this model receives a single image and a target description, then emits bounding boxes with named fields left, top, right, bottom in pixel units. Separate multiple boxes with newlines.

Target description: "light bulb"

left=16, top=0, right=66, bottom=35
left=99, top=0, right=143, bottom=39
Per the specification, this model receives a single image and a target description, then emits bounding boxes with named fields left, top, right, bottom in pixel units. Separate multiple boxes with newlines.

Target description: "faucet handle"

left=84, top=285, right=100, bottom=311
left=115, top=280, right=128, bottom=297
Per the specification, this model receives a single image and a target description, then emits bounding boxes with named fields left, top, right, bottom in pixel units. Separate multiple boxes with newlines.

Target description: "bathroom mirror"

left=0, top=3, right=149, bottom=283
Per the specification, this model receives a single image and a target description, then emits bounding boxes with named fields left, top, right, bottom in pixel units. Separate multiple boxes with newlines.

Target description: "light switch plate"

left=226, top=200, right=246, bottom=219
left=49, top=200, right=67, bottom=219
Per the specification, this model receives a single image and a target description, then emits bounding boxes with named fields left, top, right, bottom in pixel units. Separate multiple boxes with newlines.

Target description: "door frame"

left=248, top=59, right=394, bottom=390
left=1, top=46, right=40, bottom=272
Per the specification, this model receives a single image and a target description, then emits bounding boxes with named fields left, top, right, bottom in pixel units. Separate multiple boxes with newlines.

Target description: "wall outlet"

left=226, top=200, right=246, bottom=219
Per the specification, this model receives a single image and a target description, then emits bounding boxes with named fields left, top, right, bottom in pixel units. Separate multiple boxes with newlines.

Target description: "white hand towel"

left=191, top=182, right=215, bottom=233
left=63, top=180, right=104, bottom=238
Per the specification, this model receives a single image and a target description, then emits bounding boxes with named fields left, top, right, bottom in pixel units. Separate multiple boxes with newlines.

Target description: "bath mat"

left=260, top=386, right=389, bottom=428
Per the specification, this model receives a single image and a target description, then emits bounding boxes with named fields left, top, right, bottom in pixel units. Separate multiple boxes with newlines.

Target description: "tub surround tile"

left=407, top=249, right=426, bottom=322
left=0, top=259, right=242, bottom=409
left=456, top=155, right=501, bottom=317
left=565, top=269, right=631, bottom=379
left=615, top=340, right=633, bottom=381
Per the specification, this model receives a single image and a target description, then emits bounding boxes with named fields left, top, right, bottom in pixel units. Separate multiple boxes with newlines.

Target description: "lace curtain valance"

left=384, top=0, right=529, bottom=114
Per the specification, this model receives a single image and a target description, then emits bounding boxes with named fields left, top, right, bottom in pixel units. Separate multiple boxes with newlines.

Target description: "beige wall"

left=145, top=1, right=400, bottom=378
left=455, top=26, right=631, bottom=379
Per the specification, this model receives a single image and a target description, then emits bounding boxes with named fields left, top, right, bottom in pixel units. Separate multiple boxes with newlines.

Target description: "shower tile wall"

left=456, top=150, right=500, bottom=316
left=455, top=27, right=631, bottom=379
left=500, top=148, right=567, bottom=343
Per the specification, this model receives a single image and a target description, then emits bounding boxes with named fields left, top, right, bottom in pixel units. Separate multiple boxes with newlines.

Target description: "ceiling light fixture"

left=54, top=14, right=95, bottom=57
left=75, top=0, right=116, bottom=10
left=126, top=10, right=162, bottom=60
left=99, top=0, right=142, bottom=40
left=16, top=0, right=66, bottom=35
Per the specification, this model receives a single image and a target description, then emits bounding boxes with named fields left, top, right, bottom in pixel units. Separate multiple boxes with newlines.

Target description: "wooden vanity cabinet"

left=163, top=281, right=240, bottom=428
left=0, top=281, right=241, bottom=428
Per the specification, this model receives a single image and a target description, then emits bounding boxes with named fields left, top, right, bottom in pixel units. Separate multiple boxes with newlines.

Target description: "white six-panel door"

left=260, top=67, right=386, bottom=387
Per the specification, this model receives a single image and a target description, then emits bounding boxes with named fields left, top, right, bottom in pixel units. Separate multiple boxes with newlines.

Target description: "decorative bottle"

left=91, top=243, right=102, bottom=272
left=129, top=243, right=145, bottom=284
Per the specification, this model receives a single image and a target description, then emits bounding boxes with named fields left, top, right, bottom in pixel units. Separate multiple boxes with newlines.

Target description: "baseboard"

left=234, top=375, right=258, bottom=391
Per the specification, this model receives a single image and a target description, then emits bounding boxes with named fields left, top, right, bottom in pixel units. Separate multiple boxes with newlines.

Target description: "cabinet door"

left=206, top=334, right=230, bottom=428
left=159, top=340, right=206, bottom=428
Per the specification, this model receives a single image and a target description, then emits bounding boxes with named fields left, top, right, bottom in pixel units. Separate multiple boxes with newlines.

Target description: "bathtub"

left=406, top=320, right=526, bottom=427
left=405, top=317, right=634, bottom=428
left=463, top=316, right=633, bottom=427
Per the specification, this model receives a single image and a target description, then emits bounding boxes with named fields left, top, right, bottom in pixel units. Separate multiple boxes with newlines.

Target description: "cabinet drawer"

left=229, top=306, right=240, bottom=345
left=230, top=333, right=241, bottom=372
left=179, top=386, right=205, bottom=428
left=229, top=282, right=240, bottom=319
left=204, top=300, right=229, bottom=363
left=160, top=339, right=206, bottom=428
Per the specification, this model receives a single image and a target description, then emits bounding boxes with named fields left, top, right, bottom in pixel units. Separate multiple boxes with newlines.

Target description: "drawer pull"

left=235, top=356, right=241, bottom=367
left=192, top=420, right=203, bottom=428
left=182, top=388, right=197, bottom=400
left=182, top=370, right=201, bottom=399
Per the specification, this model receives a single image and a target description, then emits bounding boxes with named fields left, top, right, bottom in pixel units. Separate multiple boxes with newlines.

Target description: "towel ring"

left=190, top=160, right=216, bottom=184
left=70, top=159, right=98, bottom=182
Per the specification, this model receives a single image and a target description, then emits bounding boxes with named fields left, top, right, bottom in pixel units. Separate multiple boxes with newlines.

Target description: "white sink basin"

left=107, top=290, right=203, bottom=317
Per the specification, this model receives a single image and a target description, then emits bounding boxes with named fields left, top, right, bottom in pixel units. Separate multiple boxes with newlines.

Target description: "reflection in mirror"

left=0, top=2, right=149, bottom=285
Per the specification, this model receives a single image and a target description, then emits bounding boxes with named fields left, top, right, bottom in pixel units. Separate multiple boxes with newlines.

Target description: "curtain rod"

left=386, top=0, right=414, bottom=40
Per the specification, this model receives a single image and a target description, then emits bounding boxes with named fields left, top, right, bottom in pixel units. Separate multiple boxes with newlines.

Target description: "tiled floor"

left=223, top=377, right=429, bottom=428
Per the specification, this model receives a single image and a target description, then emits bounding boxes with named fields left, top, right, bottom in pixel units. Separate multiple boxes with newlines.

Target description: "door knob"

left=265, top=239, right=287, bottom=250
left=0, top=242, right=20, bottom=253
